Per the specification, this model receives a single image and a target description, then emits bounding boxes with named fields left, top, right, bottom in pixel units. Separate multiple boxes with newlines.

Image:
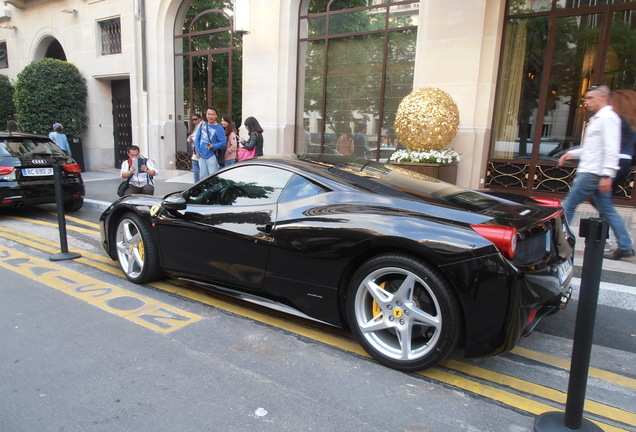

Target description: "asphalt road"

left=0, top=183, right=634, bottom=432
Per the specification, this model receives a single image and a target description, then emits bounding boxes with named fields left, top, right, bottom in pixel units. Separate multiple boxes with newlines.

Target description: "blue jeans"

left=224, top=158, right=236, bottom=167
left=192, top=159, right=200, bottom=183
left=199, top=155, right=220, bottom=179
left=563, top=172, right=633, bottom=250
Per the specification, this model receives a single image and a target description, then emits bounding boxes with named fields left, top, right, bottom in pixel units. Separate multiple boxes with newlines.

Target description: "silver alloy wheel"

left=115, top=217, right=145, bottom=279
left=353, top=266, right=442, bottom=361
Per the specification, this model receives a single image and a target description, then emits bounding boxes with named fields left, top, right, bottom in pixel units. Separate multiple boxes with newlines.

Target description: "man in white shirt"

left=188, top=113, right=203, bottom=183
left=120, top=145, right=158, bottom=195
left=559, top=84, right=634, bottom=260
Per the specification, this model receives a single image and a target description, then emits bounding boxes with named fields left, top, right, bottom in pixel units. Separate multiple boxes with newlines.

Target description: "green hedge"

left=14, top=58, right=87, bottom=138
left=0, top=74, right=15, bottom=129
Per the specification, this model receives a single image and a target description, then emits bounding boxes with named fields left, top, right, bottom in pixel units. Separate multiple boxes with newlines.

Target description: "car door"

left=155, top=164, right=294, bottom=291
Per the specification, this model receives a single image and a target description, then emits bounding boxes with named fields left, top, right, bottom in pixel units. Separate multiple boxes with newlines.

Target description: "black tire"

left=346, top=253, right=461, bottom=372
left=114, top=212, right=161, bottom=283
left=64, top=198, right=84, bottom=212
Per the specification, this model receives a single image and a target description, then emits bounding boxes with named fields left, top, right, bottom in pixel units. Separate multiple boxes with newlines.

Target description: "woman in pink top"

left=221, top=114, right=238, bottom=166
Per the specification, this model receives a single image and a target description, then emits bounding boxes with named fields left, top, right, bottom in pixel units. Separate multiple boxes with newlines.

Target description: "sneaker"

left=603, top=248, right=636, bottom=261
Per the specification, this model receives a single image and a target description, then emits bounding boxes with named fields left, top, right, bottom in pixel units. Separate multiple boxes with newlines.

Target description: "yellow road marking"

left=418, top=368, right=626, bottom=432
left=0, top=224, right=633, bottom=431
left=6, top=215, right=99, bottom=235
left=0, top=245, right=201, bottom=333
left=59, top=213, right=100, bottom=229
left=0, top=226, right=119, bottom=274
left=443, top=358, right=636, bottom=427
left=512, top=346, right=636, bottom=390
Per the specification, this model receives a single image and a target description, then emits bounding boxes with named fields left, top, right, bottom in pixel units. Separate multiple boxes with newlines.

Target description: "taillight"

left=471, top=224, right=518, bottom=259
left=62, top=163, right=82, bottom=173
left=526, top=309, right=538, bottom=327
left=533, top=197, right=561, bottom=207
left=0, top=166, right=16, bottom=180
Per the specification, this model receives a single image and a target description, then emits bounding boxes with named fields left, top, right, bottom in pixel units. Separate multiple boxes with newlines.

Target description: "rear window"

left=299, top=153, right=513, bottom=213
left=0, top=138, right=66, bottom=157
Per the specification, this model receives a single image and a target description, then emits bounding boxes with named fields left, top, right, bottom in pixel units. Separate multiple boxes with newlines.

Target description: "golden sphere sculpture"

left=394, top=87, right=460, bottom=151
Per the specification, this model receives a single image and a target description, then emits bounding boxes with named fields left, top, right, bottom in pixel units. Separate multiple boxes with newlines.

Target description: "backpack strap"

left=140, top=157, right=154, bottom=185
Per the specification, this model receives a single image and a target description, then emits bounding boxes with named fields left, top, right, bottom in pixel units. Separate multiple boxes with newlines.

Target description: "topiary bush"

left=0, top=74, right=15, bottom=129
left=14, top=58, right=87, bottom=138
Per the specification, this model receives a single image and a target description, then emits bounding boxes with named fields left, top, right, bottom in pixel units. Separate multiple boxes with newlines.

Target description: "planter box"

left=389, top=161, right=458, bottom=184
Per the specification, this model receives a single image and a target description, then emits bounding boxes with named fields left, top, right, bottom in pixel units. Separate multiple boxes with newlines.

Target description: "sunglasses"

left=586, top=83, right=605, bottom=92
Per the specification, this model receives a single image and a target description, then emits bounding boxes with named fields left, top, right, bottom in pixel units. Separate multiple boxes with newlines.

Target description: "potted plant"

left=389, top=87, right=461, bottom=184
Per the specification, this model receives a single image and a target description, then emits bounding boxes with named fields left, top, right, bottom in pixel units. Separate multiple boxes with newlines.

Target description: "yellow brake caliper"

left=137, top=239, right=144, bottom=261
left=372, top=281, right=386, bottom=321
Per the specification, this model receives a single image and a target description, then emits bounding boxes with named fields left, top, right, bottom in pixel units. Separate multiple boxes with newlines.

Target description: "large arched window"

left=296, top=0, right=419, bottom=160
left=488, top=0, right=636, bottom=205
left=174, top=1, right=242, bottom=162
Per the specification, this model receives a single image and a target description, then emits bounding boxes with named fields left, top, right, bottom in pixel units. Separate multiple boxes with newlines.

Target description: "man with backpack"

left=120, top=145, right=158, bottom=195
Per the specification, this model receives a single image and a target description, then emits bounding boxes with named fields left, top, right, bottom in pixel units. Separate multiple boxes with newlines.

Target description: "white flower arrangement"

left=390, top=148, right=461, bottom=164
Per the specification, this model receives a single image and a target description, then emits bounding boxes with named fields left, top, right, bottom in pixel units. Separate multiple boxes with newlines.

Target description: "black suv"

left=0, top=132, right=85, bottom=211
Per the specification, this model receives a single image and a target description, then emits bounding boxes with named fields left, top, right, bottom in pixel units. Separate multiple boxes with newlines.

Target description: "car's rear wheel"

left=115, top=213, right=160, bottom=283
left=346, top=254, right=461, bottom=372
left=64, top=198, right=84, bottom=212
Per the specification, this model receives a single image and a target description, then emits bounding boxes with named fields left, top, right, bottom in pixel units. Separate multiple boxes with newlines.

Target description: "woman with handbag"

left=221, top=114, right=238, bottom=166
left=238, top=116, right=264, bottom=161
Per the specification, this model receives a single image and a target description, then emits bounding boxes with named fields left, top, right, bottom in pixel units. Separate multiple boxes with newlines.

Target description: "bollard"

left=49, top=164, right=81, bottom=262
left=534, top=217, right=608, bottom=432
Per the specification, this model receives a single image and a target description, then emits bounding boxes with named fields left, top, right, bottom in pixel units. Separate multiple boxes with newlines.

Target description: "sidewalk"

left=80, top=168, right=636, bottom=273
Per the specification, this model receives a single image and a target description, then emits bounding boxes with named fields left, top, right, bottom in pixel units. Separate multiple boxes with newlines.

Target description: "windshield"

left=0, top=138, right=67, bottom=157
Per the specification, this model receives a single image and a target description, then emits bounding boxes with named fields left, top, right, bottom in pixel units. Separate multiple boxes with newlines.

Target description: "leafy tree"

left=14, top=58, right=87, bottom=138
left=0, top=74, right=15, bottom=129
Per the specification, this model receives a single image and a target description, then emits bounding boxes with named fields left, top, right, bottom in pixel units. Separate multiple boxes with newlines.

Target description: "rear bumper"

left=0, top=180, right=85, bottom=208
left=440, top=251, right=574, bottom=359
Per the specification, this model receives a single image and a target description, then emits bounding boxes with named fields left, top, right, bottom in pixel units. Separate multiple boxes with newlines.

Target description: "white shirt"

left=567, top=105, right=620, bottom=177
left=120, top=157, right=158, bottom=187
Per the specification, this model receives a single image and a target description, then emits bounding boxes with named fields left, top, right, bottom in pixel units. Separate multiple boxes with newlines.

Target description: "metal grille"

left=0, top=41, right=7, bottom=69
left=113, top=96, right=132, bottom=168
left=175, top=151, right=191, bottom=171
left=532, top=165, right=576, bottom=194
left=485, top=161, right=530, bottom=190
left=486, top=160, right=634, bottom=200
left=100, top=18, right=121, bottom=55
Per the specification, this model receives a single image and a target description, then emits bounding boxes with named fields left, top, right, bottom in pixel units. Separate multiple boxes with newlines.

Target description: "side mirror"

left=162, top=194, right=187, bottom=210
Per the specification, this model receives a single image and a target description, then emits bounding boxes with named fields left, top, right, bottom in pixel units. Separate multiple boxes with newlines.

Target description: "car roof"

left=242, top=154, right=545, bottom=224
left=0, top=132, right=50, bottom=140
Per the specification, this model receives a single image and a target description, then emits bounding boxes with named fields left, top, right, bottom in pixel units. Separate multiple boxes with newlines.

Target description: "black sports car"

left=100, top=154, right=575, bottom=371
left=0, top=132, right=84, bottom=210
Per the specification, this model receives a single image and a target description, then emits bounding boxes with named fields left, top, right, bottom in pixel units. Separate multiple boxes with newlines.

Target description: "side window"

left=279, top=174, right=326, bottom=203
left=184, top=165, right=293, bottom=206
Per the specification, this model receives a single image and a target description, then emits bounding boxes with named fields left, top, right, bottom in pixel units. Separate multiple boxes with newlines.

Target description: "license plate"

left=557, top=258, right=573, bottom=284
left=22, top=168, right=53, bottom=176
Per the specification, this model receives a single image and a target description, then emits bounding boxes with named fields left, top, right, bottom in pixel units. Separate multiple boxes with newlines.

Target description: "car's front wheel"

left=346, top=254, right=461, bottom=372
left=115, top=213, right=160, bottom=283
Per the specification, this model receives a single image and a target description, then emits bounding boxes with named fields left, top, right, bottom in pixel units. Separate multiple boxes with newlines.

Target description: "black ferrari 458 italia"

left=100, top=154, right=575, bottom=371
